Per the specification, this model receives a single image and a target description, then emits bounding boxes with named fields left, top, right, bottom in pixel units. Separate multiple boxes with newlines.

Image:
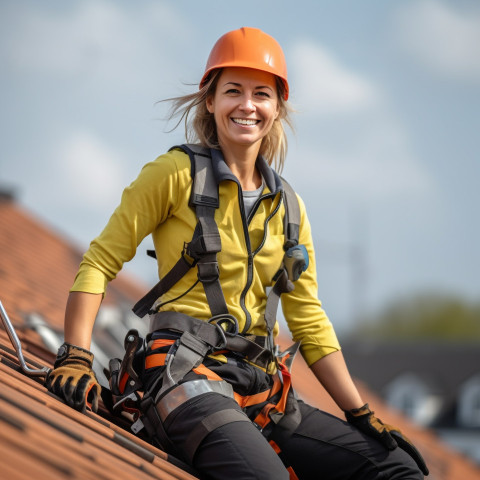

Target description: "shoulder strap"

left=263, top=178, right=303, bottom=350
left=180, top=145, right=228, bottom=316
left=132, top=144, right=228, bottom=318
left=280, top=177, right=300, bottom=249
left=182, top=144, right=219, bottom=209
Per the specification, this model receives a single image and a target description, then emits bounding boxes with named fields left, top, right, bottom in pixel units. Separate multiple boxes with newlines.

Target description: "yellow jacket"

left=71, top=147, right=340, bottom=366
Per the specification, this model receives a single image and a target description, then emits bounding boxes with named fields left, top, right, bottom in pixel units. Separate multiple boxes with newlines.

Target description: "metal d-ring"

left=208, top=314, right=239, bottom=336
left=211, top=322, right=227, bottom=351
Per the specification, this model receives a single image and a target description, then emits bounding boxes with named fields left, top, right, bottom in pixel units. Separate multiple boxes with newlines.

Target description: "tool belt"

left=107, top=311, right=301, bottom=457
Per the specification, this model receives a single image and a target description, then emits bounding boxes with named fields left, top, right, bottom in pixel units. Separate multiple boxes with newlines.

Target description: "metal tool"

left=0, top=300, right=50, bottom=378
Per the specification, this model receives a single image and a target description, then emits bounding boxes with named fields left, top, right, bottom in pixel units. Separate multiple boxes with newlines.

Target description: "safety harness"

left=132, top=144, right=308, bottom=339
left=109, top=145, right=308, bottom=472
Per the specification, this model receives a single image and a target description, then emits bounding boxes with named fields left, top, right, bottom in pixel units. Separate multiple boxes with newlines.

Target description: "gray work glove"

left=46, top=342, right=101, bottom=413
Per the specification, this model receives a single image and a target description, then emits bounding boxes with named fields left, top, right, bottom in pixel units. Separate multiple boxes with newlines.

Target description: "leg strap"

left=158, top=331, right=210, bottom=398
left=184, top=409, right=251, bottom=463
left=156, top=379, right=234, bottom=422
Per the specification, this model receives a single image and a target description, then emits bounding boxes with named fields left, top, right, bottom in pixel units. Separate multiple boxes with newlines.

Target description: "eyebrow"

left=223, top=81, right=274, bottom=91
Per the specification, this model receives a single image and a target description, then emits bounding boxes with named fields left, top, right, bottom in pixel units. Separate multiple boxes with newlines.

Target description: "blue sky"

left=1, top=0, right=479, bottom=334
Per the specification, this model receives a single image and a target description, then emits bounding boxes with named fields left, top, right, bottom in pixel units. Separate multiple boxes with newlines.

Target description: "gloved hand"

left=46, top=342, right=101, bottom=413
left=346, top=403, right=429, bottom=476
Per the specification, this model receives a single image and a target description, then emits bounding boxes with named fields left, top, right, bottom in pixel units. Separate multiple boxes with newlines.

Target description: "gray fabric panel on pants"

left=184, top=408, right=251, bottom=462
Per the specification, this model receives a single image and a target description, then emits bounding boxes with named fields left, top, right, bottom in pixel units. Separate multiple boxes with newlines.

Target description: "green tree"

left=356, top=293, right=480, bottom=341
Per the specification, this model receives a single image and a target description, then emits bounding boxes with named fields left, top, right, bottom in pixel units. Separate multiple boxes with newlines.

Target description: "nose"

left=239, top=94, right=256, bottom=112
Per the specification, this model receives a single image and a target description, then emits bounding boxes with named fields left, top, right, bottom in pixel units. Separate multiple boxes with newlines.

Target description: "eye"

left=255, top=90, right=272, bottom=98
left=225, top=88, right=241, bottom=94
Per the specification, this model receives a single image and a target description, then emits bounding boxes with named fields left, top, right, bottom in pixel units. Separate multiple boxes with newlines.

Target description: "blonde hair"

left=165, top=70, right=293, bottom=172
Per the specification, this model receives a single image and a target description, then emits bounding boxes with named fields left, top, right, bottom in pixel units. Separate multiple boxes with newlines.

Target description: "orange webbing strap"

left=269, top=440, right=299, bottom=480
left=144, top=338, right=176, bottom=370
left=145, top=353, right=168, bottom=369
left=144, top=351, right=283, bottom=412
left=191, top=363, right=283, bottom=409
left=253, top=402, right=277, bottom=429
left=273, top=363, right=292, bottom=415
left=234, top=374, right=282, bottom=408
left=151, top=338, right=176, bottom=349
left=253, top=361, right=292, bottom=430
left=116, top=339, right=176, bottom=394
left=192, top=364, right=223, bottom=381
left=144, top=351, right=224, bottom=381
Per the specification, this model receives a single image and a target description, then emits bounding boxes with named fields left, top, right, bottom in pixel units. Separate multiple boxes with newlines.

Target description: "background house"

left=342, top=340, right=480, bottom=466
left=1, top=191, right=480, bottom=479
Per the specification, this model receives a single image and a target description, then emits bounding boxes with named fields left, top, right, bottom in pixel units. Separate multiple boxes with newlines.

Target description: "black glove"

left=46, top=342, right=101, bottom=413
left=346, top=403, right=429, bottom=476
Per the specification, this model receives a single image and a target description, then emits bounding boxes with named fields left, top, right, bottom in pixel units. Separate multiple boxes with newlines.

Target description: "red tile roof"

left=1, top=195, right=480, bottom=479
left=0, top=328, right=197, bottom=479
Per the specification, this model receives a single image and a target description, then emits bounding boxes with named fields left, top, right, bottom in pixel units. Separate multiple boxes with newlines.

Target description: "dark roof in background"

left=1, top=195, right=480, bottom=479
left=342, top=340, right=480, bottom=426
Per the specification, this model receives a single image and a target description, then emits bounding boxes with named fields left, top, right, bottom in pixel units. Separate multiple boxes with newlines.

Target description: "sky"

left=1, top=0, right=479, bottom=335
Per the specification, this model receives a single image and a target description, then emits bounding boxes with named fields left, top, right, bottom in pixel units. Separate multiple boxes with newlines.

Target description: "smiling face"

left=206, top=67, right=280, bottom=155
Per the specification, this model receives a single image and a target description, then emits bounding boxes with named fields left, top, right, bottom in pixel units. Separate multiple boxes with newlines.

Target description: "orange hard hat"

left=200, top=27, right=289, bottom=100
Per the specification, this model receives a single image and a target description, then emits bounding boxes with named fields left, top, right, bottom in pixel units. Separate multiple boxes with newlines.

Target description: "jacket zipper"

left=239, top=188, right=283, bottom=334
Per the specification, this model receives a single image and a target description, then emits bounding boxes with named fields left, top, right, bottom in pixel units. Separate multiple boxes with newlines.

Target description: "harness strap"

left=150, top=311, right=272, bottom=369
left=158, top=331, right=210, bottom=398
left=263, top=269, right=294, bottom=351
left=234, top=374, right=282, bottom=409
left=132, top=254, right=194, bottom=318
left=145, top=349, right=283, bottom=410
left=133, top=144, right=228, bottom=319
left=184, top=144, right=228, bottom=317
left=191, top=205, right=228, bottom=317
left=252, top=343, right=301, bottom=432
left=281, top=178, right=301, bottom=250
left=156, top=379, right=235, bottom=422
left=184, top=409, right=251, bottom=463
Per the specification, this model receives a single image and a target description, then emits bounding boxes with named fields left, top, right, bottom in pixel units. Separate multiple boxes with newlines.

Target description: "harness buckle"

left=182, top=242, right=197, bottom=266
left=197, top=261, right=220, bottom=284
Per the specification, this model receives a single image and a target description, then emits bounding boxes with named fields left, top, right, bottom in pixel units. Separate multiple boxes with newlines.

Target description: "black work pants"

left=162, top=392, right=423, bottom=480
left=143, top=342, right=423, bottom=480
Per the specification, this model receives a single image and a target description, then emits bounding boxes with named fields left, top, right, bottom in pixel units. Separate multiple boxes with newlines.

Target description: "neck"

left=220, top=143, right=262, bottom=190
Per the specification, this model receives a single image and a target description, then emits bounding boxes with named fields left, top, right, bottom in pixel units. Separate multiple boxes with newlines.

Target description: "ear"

left=274, top=102, right=280, bottom=120
left=206, top=95, right=214, bottom=114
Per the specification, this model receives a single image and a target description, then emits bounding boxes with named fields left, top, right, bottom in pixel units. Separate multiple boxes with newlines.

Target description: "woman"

left=46, top=27, right=428, bottom=479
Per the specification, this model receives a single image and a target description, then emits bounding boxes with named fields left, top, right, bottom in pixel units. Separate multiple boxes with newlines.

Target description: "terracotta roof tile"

left=1, top=197, right=480, bottom=479
left=0, top=330, right=197, bottom=479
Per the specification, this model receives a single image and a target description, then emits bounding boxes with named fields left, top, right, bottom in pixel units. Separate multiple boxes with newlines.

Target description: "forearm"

left=64, top=291, right=103, bottom=349
left=310, top=350, right=364, bottom=411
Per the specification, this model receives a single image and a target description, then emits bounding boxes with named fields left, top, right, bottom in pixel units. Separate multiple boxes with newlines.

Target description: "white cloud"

left=284, top=37, right=433, bottom=201
left=394, top=0, right=480, bottom=80
left=55, top=130, right=128, bottom=210
left=288, top=115, right=434, bottom=202
left=289, top=40, right=379, bottom=115
left=1, top=1, right=187, bottom=86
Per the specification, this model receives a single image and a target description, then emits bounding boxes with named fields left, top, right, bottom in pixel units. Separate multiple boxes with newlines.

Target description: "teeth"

left=233, top=118, right=258, bottom=125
